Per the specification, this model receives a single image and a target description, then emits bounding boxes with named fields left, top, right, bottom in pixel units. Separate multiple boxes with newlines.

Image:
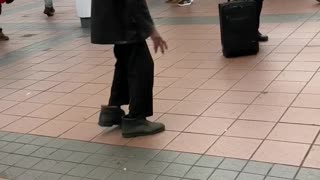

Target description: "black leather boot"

left=98, top=106, right=125, bottom=127
left=122, top=115, right=165, bottom=138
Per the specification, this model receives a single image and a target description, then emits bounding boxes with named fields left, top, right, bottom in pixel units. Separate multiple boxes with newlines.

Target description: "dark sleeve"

left=132, top=0, right=155, bottom=37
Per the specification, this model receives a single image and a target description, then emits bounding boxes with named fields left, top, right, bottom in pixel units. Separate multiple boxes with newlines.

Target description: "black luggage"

left=219, top=0, right=259, bottom=58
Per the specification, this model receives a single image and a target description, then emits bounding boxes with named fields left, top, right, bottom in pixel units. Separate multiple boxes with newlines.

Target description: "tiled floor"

left=1, top=1, right=320, bottom=179
left=0, top=131, right=317, bottom=180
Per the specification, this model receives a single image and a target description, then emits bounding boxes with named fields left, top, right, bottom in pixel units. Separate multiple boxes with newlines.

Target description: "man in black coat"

left=91, top=0, right=167, bottom=138
left=256, top=0, right=268, bottom=41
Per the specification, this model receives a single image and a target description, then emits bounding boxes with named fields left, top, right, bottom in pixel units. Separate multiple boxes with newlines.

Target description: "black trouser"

left=109, top=41, right=154, bottom=118
left=256, top=0, right=263, bottom=29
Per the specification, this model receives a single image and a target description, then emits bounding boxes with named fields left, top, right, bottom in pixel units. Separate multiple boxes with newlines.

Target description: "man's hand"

left=150, top=28, right=168, bottom=54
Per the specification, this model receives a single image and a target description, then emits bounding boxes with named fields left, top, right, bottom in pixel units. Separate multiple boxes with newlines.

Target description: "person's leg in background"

left=256, top=0, right=269, bottom=41
left=44, top=0, right=55, bottom=17
left=0, top=27, right=9, bottom=41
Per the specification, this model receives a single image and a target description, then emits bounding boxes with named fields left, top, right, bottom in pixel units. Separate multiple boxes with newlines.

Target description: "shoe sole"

left=178, top=3, right=192, bottom=6
left=122, top=127, right=165, bottom=138
left=98, top=121, right=114, bottom=127
left=178, top=0, right=193, bottom=6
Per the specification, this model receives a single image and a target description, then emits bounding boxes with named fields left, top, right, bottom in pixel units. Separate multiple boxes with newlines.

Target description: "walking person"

left=91, top=0, right=168, bottom=138
left=0, top=0, right=13, bottom=41
left=43, top=0, right=55, bottom=17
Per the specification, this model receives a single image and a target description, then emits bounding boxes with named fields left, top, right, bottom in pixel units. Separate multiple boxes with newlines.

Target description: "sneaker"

left=177, top=0, right=193, bottom=6
left=121, top=115, right=165, bottom=138
left=44, top=7, right=55, bottom=17
left=98, top=106, right=125, bottom=127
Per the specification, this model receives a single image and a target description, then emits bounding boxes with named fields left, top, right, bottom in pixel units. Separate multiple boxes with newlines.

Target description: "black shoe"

left=0, top=29, right=9, bottom=41
left=98, top=106, right=125, bottom=127
left=44, top=7, right=55, bottom=17
left=122, top=116, right=165, bottom=138
left=166, top=0, right=178, bottom=3
left=177, top=0, right=193, bottom=6
left=258, top=32, right=269, bottom=42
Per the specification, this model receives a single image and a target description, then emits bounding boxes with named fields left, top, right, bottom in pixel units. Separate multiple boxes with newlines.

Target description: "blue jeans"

left=44, top=0, right=53, bottom=8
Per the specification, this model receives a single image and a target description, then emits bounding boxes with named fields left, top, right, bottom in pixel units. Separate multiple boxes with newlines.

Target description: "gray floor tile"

left=296, top=168, right=320, bottom=180
left=0, top=164, right=9, bottom=174
left=79, top=142, right=104, bottom=153
left=0, top=132, right=9, bottom=139
left=60, top=175, right=82, bottom=180
left=67, top=164, right=96, bottom=177
left=15, top=134, right=38, bottom=144
left=0, top=141, right=9, bottom=149
left=157, top=176, right=181, bottom=180
left=243, top=161, right=273, bottom=175
left=265, top=177, right=292, bottom=180
left=174, top=153, right=201, bottom=165
left=126, top=147, right=159, bottom=160
left=16, top=170, right=43, bottom=180
left=61, top=140, right=87, bottom=151
left=35, top=172, right=62, bottom=180
left=162, top=164, right=191, bottom=177
left=47, top=149, right=73, bottom=161
left=96, top=145, right=121, bottom=155
left=108, top=170, right=138, bottom=180
left=209, top=169, right=238, bottom=180
left=134, top=172, right=158, bottom=180
left=0, top=154, right=25, bottom=165
left=236, top=172, right=265, bottom=180
left=0, top=152, right=9, bottom=160
left=141, top=161, right=170, bottom=174
left=15, top=144, right=40, bottom=155
left=44, top=138, right=69, bottom=149
left=268, top=164, right=298, bottom=179
left=48, top=161, right=78, bottom=174
left=14, top=156, right=42, bottom=168
left=31, top=147, right=57, bottom=158
left=66, top=152, right=91, bottom=163
left=1, top=133, right=23, bottom=142
left=196, top=155, right=224, bottom=168
left=82, top=154, right=109, bottom=166
left=121, top=159, right=149, bottom=171
left=1, top=142, right=24, bottom=153
left=184, top=166, right=214, bottom=180
left=108, top=170, right=157, bottom=180
left=153, top=151, right=180, bottom=163
left=218, top=158, right=247, bottom=171
left=100, top=156, right=129, bottom=169
left=30, top=136, right=54, bottom=146
left=0, top=167, right=26, bottom=179
left=86, top=167, right=115, bottom=180
left=32, top=159, right=58, bottom=171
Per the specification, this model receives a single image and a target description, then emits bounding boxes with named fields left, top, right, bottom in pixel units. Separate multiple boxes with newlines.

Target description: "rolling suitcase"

left=219, top=0, right=259, bottom=58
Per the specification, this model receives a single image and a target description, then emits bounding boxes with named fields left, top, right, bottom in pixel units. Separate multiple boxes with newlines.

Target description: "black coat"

left=91, top=0, right=154, bottom=45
